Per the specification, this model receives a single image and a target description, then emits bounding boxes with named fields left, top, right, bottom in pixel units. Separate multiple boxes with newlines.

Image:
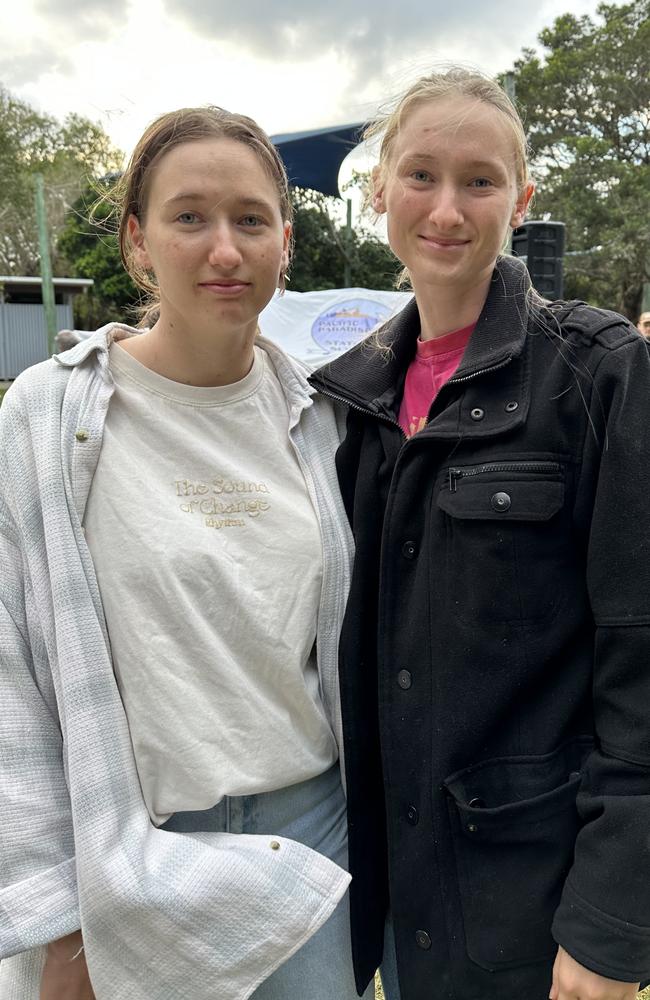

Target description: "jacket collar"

left=309, top=255, right=533, bottom=411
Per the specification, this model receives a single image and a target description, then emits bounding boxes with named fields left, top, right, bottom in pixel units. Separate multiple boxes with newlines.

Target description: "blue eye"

left=471, top=178, right=493, bottom=188
left=241, top=215, right=263, bottom=227
left=411, top=170, right=431, bottom=183
left=177, top=212, right=199, bottom=224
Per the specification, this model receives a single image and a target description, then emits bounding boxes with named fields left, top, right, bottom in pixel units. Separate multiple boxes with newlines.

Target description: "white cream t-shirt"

left=84, top=341, right=337, bottom=824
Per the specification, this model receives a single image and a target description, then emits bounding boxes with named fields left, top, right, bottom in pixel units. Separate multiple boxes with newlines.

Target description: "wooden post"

left=34, top=173, right=57, bottom=355
left=343, top=198, right=353, bottom=287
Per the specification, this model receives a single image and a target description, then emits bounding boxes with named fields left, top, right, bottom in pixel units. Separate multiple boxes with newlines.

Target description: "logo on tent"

left=311, top=299, right=391, bottom=353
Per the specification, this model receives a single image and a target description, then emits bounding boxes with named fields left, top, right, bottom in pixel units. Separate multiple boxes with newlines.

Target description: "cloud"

left=34, top=0, right=130, bottom=32
left=164, top=0, right=543, bottom=83
left=0, top=44, right=73, bottom=89
left=0, top=0, right=131, bottom=89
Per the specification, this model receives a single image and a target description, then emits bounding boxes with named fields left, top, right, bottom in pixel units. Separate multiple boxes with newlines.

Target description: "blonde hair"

left=113, top=106, right=292, bottom=324
left=367, top=67, right=530, bottom=196
left=365, top=68, right=531, bottom=289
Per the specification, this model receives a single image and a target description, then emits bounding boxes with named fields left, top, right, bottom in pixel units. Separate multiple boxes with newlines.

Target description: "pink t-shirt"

left=398, top=323, right=475, bottom=437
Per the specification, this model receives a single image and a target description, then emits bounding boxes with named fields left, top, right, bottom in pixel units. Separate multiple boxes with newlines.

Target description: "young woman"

left=311, top=69, right=650, bottom=1000
left=0, top=108, right=373, bottom=1000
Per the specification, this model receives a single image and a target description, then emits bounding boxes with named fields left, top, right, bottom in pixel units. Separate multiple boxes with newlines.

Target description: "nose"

left=207, top=223, right=243, bottom=271
left=428, top=183, right=464, bottom=230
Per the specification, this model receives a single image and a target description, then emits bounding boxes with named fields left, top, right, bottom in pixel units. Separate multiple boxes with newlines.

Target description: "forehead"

left=641, top=313, right=650, bottom=324
left=391, top=96, right=517, bottom=169
left=147, top=137, right=279, bottom=205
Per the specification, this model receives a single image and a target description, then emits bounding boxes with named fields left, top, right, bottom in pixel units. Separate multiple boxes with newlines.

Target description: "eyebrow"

left=400, top=153, right=506, bottom=172
left=162, top=193, right=274, bottom=211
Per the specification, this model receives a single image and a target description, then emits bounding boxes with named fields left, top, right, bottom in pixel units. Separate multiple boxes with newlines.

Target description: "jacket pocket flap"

left=444, top=737, right=593, bottom=836
left=438, top=480, right=564, bottom=521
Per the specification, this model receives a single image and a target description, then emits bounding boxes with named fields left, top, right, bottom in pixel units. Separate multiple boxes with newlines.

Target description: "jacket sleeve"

left=552, top=332, right=650, bottom=982
left=0, top=411, right=80, bottom=958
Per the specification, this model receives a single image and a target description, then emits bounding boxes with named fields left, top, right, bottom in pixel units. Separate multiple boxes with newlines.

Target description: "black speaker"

left=511, top=221, right=565, bottom=300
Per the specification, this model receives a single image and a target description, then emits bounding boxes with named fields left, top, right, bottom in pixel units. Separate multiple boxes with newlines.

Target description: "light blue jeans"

left=161, top=764, right=387, bottom=1000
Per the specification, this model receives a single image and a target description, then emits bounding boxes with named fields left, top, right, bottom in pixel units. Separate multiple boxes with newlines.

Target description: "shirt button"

left=75, top=429, right=89, bottom=441
left=415, top=930, right=432, bottom=950
left=470, top=407, right=485, bottom=421
left=491, top=491, right=511, bottom=512
left=402, top=540, right=417, bottom=559
left=407, top=805, right=419, bottom=825
left=397, top=669, right=412, bottom=690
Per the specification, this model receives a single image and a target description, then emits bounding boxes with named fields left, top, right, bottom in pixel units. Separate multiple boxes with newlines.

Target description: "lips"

left=198, top=280, right=250, bottom=295
left=419, top=235, right=470, bottom=248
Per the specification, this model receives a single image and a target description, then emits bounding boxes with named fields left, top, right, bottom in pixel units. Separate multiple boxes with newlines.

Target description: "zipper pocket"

left=447, top=461, right=561, bottom=493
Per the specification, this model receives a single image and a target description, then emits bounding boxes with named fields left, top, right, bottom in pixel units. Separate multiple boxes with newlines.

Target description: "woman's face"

left=372, top=96, right=533, bottom=298
left=128, top=138, right=290, bottom=341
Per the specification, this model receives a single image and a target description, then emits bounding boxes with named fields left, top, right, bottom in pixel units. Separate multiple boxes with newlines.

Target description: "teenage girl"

left=0, top=108, right=374, bottom=1000
left=311, top=68, right=650, bottom=1000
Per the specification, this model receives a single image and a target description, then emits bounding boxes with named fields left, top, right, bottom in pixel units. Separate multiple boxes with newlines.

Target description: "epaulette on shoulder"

left=546, top=300, right=636, bottom=350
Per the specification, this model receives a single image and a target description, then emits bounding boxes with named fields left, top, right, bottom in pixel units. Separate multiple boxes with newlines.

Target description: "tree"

left=56, top=181, right=140, bottom=328
left=505, top=0, right=650, bottom=316
left=0, top=84, right=123, bottom=276
left=289, top=186, right=400, bottom=292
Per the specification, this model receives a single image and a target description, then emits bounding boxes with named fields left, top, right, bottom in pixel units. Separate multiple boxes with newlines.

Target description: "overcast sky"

left=4, top=0, right=609, bottom=180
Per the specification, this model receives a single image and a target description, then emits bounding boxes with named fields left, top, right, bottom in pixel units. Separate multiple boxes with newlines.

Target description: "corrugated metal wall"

left=0, top=303, right=73, bottom=380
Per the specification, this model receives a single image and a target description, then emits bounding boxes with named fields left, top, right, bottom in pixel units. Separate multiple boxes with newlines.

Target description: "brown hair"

left=114, top=106, right=293, bottom=323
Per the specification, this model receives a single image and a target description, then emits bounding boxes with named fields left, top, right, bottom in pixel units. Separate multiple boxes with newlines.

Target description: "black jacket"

left=309, top=256, right=650, bottom=1000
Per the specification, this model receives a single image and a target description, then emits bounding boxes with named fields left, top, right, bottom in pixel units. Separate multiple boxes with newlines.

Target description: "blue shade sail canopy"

left=271, top=123, right=364, bottom=199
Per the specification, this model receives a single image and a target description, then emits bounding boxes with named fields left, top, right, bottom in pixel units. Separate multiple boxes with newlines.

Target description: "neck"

left=120, top=313, right=257, bottom=387
left=413, top=271, right=493, bottom=341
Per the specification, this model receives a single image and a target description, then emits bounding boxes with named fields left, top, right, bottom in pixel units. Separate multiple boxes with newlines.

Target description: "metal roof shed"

left=0, top=276, right=93, bottom=380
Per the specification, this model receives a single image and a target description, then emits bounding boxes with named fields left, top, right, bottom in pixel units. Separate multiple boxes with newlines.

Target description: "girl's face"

left=128, top=138, right=290, bottom=341
left=372, top=96, right=534, bottom=298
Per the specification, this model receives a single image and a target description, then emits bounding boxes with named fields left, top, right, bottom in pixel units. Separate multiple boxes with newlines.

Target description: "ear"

left=511, top=182, right=535, bottom=229
left=371, top=164, right=387, bottom=215
left=127, top=214, right=151, bottom=269
left=279, top=220, right=292, bottom=276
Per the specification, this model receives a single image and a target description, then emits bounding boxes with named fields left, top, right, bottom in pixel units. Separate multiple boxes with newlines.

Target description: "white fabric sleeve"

left=0, top=528, right=80, bottom=959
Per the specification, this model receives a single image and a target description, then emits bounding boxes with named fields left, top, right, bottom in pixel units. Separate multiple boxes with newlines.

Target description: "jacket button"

left=407, top=805, right=419, bottom=825
left=491, top=491, right=511, bottom=512
left=402, top=540, right=417, bottom=559
left=470, top=407, right=485, bottom=421
left=505, top=400, right=519, bottom=412
left=397, top=669, right=412, bottom=690
left=415, top=930, right=432, bottom=950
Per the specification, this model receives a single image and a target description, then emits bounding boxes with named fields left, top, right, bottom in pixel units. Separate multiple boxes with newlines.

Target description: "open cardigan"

left=0, top=326, right=354, bottom=999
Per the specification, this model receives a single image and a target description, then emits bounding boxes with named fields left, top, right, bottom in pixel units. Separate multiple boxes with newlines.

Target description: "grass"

left=0, top=387, right=6, bottom=406
left=375, top=974, right=650, bottom=998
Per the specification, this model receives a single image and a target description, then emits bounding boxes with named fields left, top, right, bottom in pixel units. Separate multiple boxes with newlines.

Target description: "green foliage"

left=505, top=0, right=650, bottom=316
left=289, top=187, right=400, bottom=292
left=0, top=84, right=123, bottom=277
left=57, top=181, right=140, bottom=328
